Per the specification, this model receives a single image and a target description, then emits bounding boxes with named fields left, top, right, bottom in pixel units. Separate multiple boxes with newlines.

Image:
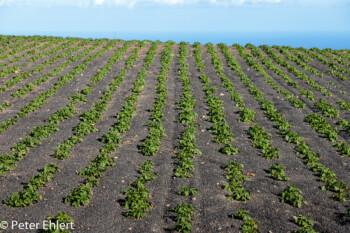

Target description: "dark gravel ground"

left=1, top=38, right=350, bottom=233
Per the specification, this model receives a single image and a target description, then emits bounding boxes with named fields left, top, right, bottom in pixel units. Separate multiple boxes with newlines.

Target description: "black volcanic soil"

left=1, top=37, right=350, bottom=233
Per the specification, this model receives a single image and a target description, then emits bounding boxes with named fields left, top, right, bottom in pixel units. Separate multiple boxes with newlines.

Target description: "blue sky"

left=0, top=0, right=350, bottom=47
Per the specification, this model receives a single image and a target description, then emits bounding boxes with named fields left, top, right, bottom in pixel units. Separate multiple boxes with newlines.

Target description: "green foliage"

left=177, top=186, right=198, bottom=196
left=314, top=99, right=339, bottom=119
left=235, top=43, right=305, bottom=109
left=219, top=144, right=239, bottom=155
left=64, top=41, right=151, bottom=207
left=260, top=45, right=327, bottom=97
left=4, top=164, right=60, bottom=207
left=223, top=161, right=251, bottom=201
left=268, top=164, right=290, bottom=181
left=296, top=142, right=349, bottom=201
left=173, top=43, right=201, bottom=179
left=333, top=142, right=350, bottom=157
left=281, top=185, right=303, bottom=207
left=0, top=102, right=11, bottom=111
left=80, top=87, right=92, bottom=95
left=64, top=184, right=92, bottom=207
left=294, top=215, right=317, bottom=233
left=0, top=118, right=17, bottom=132
left=239, top=107, right=256, bottom=122
left=305, top=113, right=338, bottom=142
left=43, top=211, right=74, bottom=233
left=248, top=124, right=281, bottom=160
left=122, top=160, right=157, bottom=218
left=207, top=43, right=245, bottom=107
left=171, top=202, right=195, bottom=233
left=232, top=210, right=260, bottom=233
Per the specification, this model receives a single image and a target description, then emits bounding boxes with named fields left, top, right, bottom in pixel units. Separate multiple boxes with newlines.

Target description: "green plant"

left=171, top=202, right=195, bottom=233
left=268, top=164, right=290, bottom=181
left=239, top=107, right=256, bottom=122
left=43, top=211, right=74, bottom=233
left=294, top=215, right=317, bottom=233
left=64, top=184, right=92, bottom=207
left=248, top=124, right=281, bottom=160
left=232, top=210, right=259, bottom=233
left=223, top=161, right=251, bottom=201
left=333, top=142, right=350, bottom=156
left=315, top=99, right=339, bottom=119
left=219, top=144, right=239, bottom=155
left=4, top=163, right=60, bottom=207
left=177, top=186, right=198, bottom=196
left=281, top=185, right=304, bottom=207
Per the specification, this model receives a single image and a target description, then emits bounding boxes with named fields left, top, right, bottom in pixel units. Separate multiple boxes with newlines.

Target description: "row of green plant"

left=285, top=46, right=311, bottom=63
left=3, top=40, right=78, bottom=88
left=0, top=37, right=62, bottom=72
left=171, top=202, right=195, bottom=233
left=11, top=39, right=97, bottom=98
left=330, top=48, right=350, bottom=63
left=174, top=42, right=201, bottom=179
left=231, top=210, right=259, bottom=233
left=170, top=42, right=200, bottom=232
left=122, top=159, right=158, bottom=218
left=260, top=45, right=331, bottom=96
left=15, top=40, right=115, bottom=117
left=305, top=113, right=338, bottom=141
left=0, top=65, right=21, bottom=78
left=0, top=39, right=76, bottom=93
left=218, top=44, right=286, bottom=160
left=235, top=44, right=306, bottom=109
left=281, top=185, right=304, bottom=207
left=247, top=124, right=281, bottom=159
left=0, top=40, right=109, bottom=133
left=139, top=41, right=174, bottom=155
left=194, top=45, right=239, bottom=154
left=6, top=38, right=64, bottom=68
left=64, top=44, right=153, bottom=207
left=306, top=103, right=350, bottom=156
left=295, top=47, right=348, bottom=81
left=193, top=43, right=253, bottom=232
left=245, top=44, right=316, bottom=101
left=205, top=43, right=245, bottom=107
left=0, top=36, right=48, bottom=64
left=219, top=44, right=350, bottom=202
left=42, top=211, right=74, bottom=233
left=0, top=41, right=126, bottom=175
left=311, top=47, right=350, bottom=71
left=204, top=43, right=251, bottom=154
left=53, top=41, right=138, bottom=159
left=3, top=163, right=60, bottom=207
left=314, top=98, right=339, bottom=119
left=0, top=102, right=10, bottom=111
left=294, top=215, right=318, bottom=233
left=0, top=36, right=30, bottom=54
left=223, top=161, right=251, bottom=201
left=144, top=40, right=160, bottom=67
left=337, top=100, right=350, bottom=113
left=245, top=44, right=350, bottom=154
left=274, top=46, right=323, bottom=77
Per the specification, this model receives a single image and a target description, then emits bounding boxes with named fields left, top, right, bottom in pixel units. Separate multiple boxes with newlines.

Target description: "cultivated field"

left=0, top=35, right=350, bottom=232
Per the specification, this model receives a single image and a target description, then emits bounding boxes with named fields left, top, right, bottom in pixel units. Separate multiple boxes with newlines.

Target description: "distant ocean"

left=3, top=31, right=350, bottom=49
